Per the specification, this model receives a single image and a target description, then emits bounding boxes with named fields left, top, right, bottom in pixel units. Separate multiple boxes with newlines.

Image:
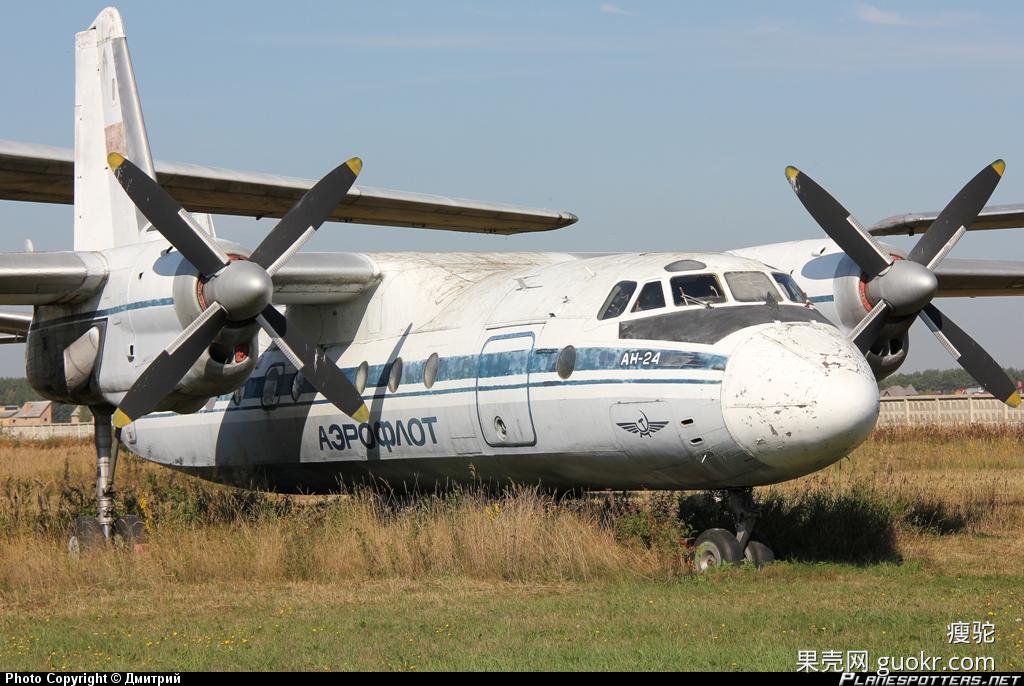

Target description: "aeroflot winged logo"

left=616, top=411, right=669, bottom=438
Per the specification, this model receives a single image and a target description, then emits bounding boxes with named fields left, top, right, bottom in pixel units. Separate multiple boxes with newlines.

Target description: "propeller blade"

left=919, top=303, right=1020, bottom=407
left=108, top=153, right=230, bottom=277
left=256, top=305, right=369, bottom=422
left=849, top=300, right=891, bottom=354
left=112, top=303, right=229, bottom=428
left=247, top=158, right=362, bottom=276
left=908, top=160, right=1005, bottom=270
left=785, top=166, right=892, bottom=279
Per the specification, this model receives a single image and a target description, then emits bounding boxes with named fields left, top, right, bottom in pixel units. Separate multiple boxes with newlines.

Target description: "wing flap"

left=0, top=140, right=577, bottom=234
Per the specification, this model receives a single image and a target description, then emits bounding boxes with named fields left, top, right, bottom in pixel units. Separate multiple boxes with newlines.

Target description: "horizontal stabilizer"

left=0, top=140, right=578, bottom=234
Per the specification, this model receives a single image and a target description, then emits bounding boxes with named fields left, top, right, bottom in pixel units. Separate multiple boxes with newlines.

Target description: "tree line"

left=879, top=368, right=1024, bottom=395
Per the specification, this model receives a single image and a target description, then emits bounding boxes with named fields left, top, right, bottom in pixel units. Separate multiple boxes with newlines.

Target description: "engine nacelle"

left=862, top=329, right=910, bottom=381
left=28, top=240, right=259, bottom=412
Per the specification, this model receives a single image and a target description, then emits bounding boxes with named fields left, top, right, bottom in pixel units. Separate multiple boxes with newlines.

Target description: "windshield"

left=773, top=272, right=808, bottom=302
left=597, top=281, right=637, bottom=320
left=670, top=274, right=727, bottom=306
left=632, top=281, right=667, bottom=312
left=725, top=271, right=781, bottom=302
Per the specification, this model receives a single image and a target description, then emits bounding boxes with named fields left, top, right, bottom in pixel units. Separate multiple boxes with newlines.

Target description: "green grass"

left=2, top=429, right=1024, bottom=671
left=2, top=565, right=1020, bottom=671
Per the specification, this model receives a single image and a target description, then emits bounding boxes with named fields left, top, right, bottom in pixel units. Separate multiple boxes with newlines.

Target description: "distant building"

left=0, top=404, right=19, bottom=426
left=70, top=406, right=82, bottom=424
left=9, top=401, right=53, bottom=425
left=881, top=384, right=918, bottom=397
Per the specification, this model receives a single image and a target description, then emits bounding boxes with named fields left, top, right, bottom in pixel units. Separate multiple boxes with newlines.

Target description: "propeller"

left=107, top=152, right=370, bottom=428
left=785, top=161, right=1020, bottom=408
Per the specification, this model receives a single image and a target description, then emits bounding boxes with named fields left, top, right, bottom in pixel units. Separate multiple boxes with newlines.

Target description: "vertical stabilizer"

left=74, top=7, right=156, bottom=250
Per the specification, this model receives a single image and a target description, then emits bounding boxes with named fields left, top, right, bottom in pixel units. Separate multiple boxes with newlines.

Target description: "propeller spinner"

left=784, top=160, right=1020, bottom=408
left=107, top=152, right=370, bottom=428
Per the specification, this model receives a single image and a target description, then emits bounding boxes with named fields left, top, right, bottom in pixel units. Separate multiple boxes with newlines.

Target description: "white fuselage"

left=102, top=249, right=880, bottom=493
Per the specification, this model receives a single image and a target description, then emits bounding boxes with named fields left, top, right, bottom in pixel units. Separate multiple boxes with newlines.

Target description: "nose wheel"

left=66, top=408, right=148, bottom=554
left=692, top=489, right=774, bottom=571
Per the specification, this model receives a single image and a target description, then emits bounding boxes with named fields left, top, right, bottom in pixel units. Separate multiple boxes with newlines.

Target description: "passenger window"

left=261, top=365, right=283, bottom=409
left=597, top=281, right=638, bottom=320
left=631, top=281, right=666, bottom=312
left=773, top=273, right=808, bottom=302
left=670, top=274, right=727, bottom=306
left=725, top=271, right=780, bottom=302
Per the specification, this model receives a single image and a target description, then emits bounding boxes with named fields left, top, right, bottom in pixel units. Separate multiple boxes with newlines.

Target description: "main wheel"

left=113, top=515, right=147, bottom=548
left=693, top=528, right=742, bottom=571
left=743, top=539, right=775, bottom=569
left=68, top=516, right=104, bottom=554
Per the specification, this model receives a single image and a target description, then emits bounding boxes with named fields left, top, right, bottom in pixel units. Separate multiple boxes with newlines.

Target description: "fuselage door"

left=476, top=330, right=538, bottom=447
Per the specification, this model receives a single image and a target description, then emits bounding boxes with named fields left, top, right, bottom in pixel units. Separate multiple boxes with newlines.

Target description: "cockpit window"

left=597, top=280, right=637, bottom=320
left=631, top=280, right=666, bottom=312
left=670, top=274, right=727, bottom=306
left=773, top=272, right=808, bottom=303
left=725, top=271, right=780, bottom=302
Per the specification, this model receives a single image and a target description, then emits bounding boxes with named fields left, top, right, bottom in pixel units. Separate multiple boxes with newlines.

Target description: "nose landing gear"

left=691, top=489, right=775, bottom=571
left=66, top=408, right=148, bottom=554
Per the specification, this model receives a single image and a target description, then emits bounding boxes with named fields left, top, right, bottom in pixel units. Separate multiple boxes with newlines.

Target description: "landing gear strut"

left=692, top=488, right=775, bottom=571
left=67, top=408, right=147, bottom=553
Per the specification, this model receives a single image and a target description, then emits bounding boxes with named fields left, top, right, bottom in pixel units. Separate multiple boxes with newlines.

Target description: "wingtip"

left=352, top=404, right=370, bottom=423
left=346, top=157, right=363, bottom=175
left=107, top=152, right=126, bottom=170
left=1007, top=391, right=1020, bottom=409
left=785, top=165, right=800, bottom=182
left=992, top=159, right=1006, bottom=177
left=112, top=409, right=132, bottom=428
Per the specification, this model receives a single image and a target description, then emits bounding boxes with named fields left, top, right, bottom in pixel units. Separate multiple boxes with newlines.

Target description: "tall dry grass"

left=1, top=425, right=1022, bottom=597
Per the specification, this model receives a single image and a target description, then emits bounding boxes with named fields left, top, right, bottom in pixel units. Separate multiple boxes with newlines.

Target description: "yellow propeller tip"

left=1007, top=391, right=1020, bottom=409
left=992, top=160, right=1006, bottom=177
left=352, top=404, right=370, bottom=423
left=107, top=152, right=126, bottom=170
left=112, top=409, right=133, bottom=428
left=785, top=166, right=800, bottom=182
left=346, top=157, right=363, bottom=175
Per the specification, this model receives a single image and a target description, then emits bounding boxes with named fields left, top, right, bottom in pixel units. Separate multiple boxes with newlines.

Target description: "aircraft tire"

left=113, top=515, right=148, bottom=548
left=743, top=539, right=775, bottom=569
left=693, top=528, right=742, bottom=571
left=68, top=516, right=104, bottom=555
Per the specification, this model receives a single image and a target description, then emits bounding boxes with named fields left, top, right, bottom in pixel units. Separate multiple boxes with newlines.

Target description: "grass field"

left=1, top=427, right=1022, bottom=671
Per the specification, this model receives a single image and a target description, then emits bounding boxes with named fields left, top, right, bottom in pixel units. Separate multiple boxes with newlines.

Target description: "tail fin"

left=74, top=7, right=156, bottom=251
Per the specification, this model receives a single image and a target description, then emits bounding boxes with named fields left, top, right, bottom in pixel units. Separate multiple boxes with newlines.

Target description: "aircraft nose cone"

left=205, top=259, right=273, bottom=321
left=721, top=324, right=879, bottom=478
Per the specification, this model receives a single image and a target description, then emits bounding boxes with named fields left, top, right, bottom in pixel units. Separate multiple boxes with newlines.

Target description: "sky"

left=2, top=1, right=1024, bottom=375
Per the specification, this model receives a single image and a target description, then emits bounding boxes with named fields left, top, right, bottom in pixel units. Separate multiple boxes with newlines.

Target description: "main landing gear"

left=67, top=408, right=148, bottom=554
left=692, top=489, right=775, bottom=571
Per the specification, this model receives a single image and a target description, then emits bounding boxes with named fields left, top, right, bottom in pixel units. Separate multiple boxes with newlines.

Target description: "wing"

left=0, top=309, right=30, bottom=343
left=0, top=252, right=107, bottom=305
left=870, top=203, right=1024, bottom=237
left=934, top=258, right=1024, bottom=297
left=0, top=140, right=577, bottom=234
left=616, top=422, right=640, bottom=434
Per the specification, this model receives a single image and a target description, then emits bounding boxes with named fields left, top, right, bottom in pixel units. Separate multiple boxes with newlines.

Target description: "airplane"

left=3, top=7, right=1024, bottom=570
